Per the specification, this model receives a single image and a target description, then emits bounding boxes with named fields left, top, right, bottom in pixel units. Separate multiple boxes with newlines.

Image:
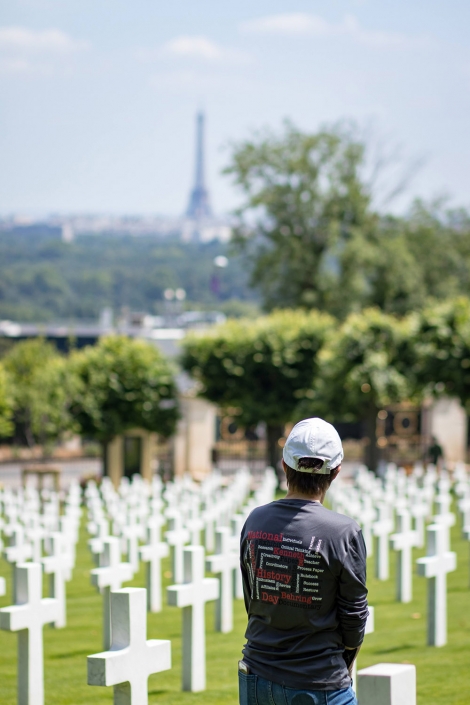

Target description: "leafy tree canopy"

left=2, top=338, right=72, bottom=446
left=182, top=307, right=332, bottom=420
left=225, top=123, right=470, bottom=318
left=0, top=363, right=14, bottom=438
left=69, top=336, right=179, bottom=443
left=413, top=297, right=470, bottom=411
left=306, top=308, right=420, bottom=469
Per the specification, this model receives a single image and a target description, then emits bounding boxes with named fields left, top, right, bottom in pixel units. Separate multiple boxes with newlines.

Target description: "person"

left=239, top=417, right=368, bottom=705
left=427, top=436, right=444, bottom=468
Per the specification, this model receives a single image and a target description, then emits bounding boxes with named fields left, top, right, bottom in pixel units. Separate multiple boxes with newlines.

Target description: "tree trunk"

left=266, top=423, right=285, bottom=487
left=364, top=406, right=380, bottom=473
left=102, top=441, right=109, bottom=477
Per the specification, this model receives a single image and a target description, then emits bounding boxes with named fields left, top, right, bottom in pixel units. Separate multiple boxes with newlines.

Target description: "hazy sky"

left=1, top=0, right=469, bottom=216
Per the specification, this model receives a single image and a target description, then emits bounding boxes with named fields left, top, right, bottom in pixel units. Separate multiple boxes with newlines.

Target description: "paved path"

left=0, top=459, right=102, bottom=489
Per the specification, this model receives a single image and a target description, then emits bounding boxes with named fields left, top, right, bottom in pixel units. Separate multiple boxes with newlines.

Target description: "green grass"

left=0, top=506, right=469, bottom=705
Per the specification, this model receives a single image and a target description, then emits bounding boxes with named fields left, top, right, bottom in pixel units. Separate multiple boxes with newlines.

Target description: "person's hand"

left=343, top=645, right=361, bottom=675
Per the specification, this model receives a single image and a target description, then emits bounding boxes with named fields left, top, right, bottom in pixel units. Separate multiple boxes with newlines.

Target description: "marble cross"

left=372, top=503, right=393, bottom=581
left=230, top=515, right=245, bottom=600
left=91, top=537, right=133, bottom=650
left=0, top=562, right=59, bottom=705
left=390, top=509, right=419, bottom=603
left=3, top=525, right=33, bottom=600
left=416, top=523, right=457, bottom=646
left=41, top=532, right=72, bottom=628
left=433, top=493, right=456, bottom=552
left=122, top=522, right=143, bottom=574
left=165, top=511, right=189, bottom=584
left=206, top=527, right=238, bottom=633
left=87, top=588, right=171, bottom=705
left=167, top=545, right=219, bottom=692
left=139, top=517, right=169, bottom=613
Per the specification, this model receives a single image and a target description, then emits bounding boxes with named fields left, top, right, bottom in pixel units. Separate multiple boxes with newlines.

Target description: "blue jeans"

left=239, top=671, right=357, bottom=705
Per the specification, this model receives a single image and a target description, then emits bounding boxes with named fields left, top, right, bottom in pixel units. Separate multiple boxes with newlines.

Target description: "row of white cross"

left=0, top=467, right=278, bottom=705
left=329, top=462, right=468, bottom=647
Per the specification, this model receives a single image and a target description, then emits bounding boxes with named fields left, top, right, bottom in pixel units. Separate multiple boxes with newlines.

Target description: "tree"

left=309, top=308, right=418, bottom=471
left=413, top=297, right=470, bottom=410
left=181, top=309, right=333, bottom=472
left=69, top=336, right=179, bottom=468
left=3, top=338, right=69, bottom=447
left=0, top=362, right=14, bottom=438
left=224, top=122, right=376, bottom=315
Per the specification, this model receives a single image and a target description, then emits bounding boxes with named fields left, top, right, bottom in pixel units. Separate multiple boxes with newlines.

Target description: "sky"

left=1, top=0, right=469, bottom=217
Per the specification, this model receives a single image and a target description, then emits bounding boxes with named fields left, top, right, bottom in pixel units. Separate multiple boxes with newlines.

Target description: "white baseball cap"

left=283, top=417, right=344, bottom=474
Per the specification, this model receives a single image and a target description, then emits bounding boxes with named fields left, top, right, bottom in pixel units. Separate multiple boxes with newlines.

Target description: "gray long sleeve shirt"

left=240, top=498, right=368, bottom=690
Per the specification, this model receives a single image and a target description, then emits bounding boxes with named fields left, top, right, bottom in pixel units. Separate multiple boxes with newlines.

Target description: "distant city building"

left=0, top=112, right=231, bottom=243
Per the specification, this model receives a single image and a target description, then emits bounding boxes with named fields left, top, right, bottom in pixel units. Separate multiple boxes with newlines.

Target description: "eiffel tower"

left=186, top=112, right=212, bottom=220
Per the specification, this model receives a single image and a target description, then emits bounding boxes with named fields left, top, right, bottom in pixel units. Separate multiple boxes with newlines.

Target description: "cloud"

left=0, top=26, right=87, bottom=75
left=162, top=35, right=222, bottom=60
left=0, top=26, right=87, bottom=53
left=240, top=13, right=430, bottom=49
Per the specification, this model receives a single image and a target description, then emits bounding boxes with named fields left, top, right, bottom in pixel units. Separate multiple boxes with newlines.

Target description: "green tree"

left=310, top=308, right=418, bottom=470
left=3, top=338, right=69, bottom=447
left=224, top=122, right=376, bottom=315
left=0, top=362, right=14, bottom=438
left=69, top=336, right=179, bottom=468
left=413, top=297, right=470, bottom=409
left=181, top=309, right=333, bottom=472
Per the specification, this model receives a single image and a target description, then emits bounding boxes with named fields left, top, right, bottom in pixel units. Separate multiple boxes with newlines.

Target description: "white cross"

left=359, top=499, right=376, bottom=557
left=416, top=523, right=457, bottom=646
left=139, top=517, right=169, bottom=613
left=433, top=493, right=455, bottom=552
left=165, top=511, right=189, bottom=584
left=122, top=522, right=143, bottom=574
left=0, top=562, right=59, bottom=705
left=88, top=518, right=110, bottom=566
left=3, top=525, right=33, bottom=601
left=41, top=532, right=72, bottom=628
left=230, top=514, right=245, bottom=599
left=91, top=537, right=133, bottom=650
left=372, top=503, right=393, bottom=581
left=458, top=492, right=470, bottom=533
left=410, top=497, right=428, bottom=548
left=206, top=527, right=238, bottom=633
left=87, top=587, right=171, bottom=705
left=390, top=509, right=419, bottom=603
left=167, top=545, right=219, bottom=692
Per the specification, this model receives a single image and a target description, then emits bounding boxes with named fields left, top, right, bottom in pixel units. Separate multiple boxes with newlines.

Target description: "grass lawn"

left=0, top=500, right=469, bottom=705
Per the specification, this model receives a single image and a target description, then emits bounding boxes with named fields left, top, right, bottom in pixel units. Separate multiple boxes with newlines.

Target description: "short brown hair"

left=284, top=457, right=337, bottom=495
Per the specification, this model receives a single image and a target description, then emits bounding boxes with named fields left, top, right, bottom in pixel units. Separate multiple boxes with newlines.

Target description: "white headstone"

left=416, top=523, right=457, bottom=646
left=139, top=517, right=169, bottom=613
left=87, top=588, right=171, bottom=705
left=167, top=545, right=219, bottom=692
left=0, top=563, right=59, bottom=705
left=357, top=663, right=416, bottom=705
left=390, top=509, right=419, bottom=603
left=206, top=527, right=237, bottom=633
left=91, top=537, right=133, bottom=649
left=0, top=575, right=5, bottom=596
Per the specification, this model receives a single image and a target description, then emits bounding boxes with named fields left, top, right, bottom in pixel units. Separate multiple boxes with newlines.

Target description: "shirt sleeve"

left=336, top=528, right=369, bottom=648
